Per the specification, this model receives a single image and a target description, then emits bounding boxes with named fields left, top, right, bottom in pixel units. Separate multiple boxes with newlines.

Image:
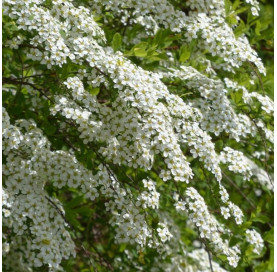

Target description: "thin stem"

left=222, top=171, right=256, bottom=210
left=249, top=117, right=273, bottom=188
left=248, top=61, right=265, bottom=96
left=45, top=195, right=112, bottom=271
left=207, top=249, right=214, bottom=272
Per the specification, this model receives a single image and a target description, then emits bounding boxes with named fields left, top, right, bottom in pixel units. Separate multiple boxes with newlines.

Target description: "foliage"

left=2, top=0, right=274, bottom=271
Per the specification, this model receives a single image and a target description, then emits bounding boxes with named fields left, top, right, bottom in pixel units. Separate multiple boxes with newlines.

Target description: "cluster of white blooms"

left=163, top=66, right=273, bottom=143
left=138, top=179, right=160, bottom=209
left=187, top=0, right=226, bottom=17
left=175, top=187, right=241, bottom=267
left=5, top=35, right=24, bottom=49
left=245, top=0, right=260, bottom=16
left=151, top=248, right=228, bottom=272
left=148, top=214, right=228, bottom=272
left=90, top=0, right=187, bottom=33
left=245, top=229, right=264, bottom=254
left=187, top=248, right=228, bottom=272
left=3, top=0, right=105, bottom=69
left=156, top=223, right=173, bottom=243
left=105, top=181, right=154, bottom=247
left=244, top=157, right=273, bottom=191
left=220, top=147, right=253, bottom=180
left=218, top=183, right=244, bottom=224
left=224, top=78, right=274, bottom=115
left=163, top=66, right=243, bottom=140
left=53, top=73, right=196, bottom=182
left=2, top=109, right=77, bottom=270
left=90, top=0, right=265, bottom=74
left=107, top=186, right=171, bottom=248
left=3, top=107, right=174, bottom=267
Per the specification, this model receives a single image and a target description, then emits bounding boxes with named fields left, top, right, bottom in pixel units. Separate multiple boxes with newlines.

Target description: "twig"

left=248, top=61, right=265, bottom=96
left=249, top=117, right=274, bottom=188
left=222, top=171, right=256, bottom=210
left=3, top=77, right=54, bottom=103
left=207, top=249, right=214, bottom=272
left=45, top=195, right=112, bottom=271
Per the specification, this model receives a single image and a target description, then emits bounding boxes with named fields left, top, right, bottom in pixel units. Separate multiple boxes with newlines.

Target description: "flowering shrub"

left=2, top=0, right=273, bottom=271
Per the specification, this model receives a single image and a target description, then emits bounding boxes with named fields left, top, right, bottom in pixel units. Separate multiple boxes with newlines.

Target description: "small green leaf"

left=112, top=32, right=122, bottom=51
left=65, top=208, right=84, bottom=231
left=59, top=29, right=67, bottom=38
left=231, top=89, right=243, bottom=104
left=138, top=251, right=145, bottom=264
left=255, top=21, right=261, bottom=36
left=74, top=207, right=93, bottom=217
left=224, top=0, right=232, bottom=15
left=65, top=195, right=84, bottom=209
left=226, top=12, right=238, bottom=25
left=251, top=214, right=270, bottom=224
left=179, top=44, right=191, bottom=63
left=235, top=6, right=249, bottom=15
left=240, top=221, right=252, bottom=230
left=263, top=228, right=274, bottom=245
left=133, top=48, right=147, bottom=57
left=119, top=243, right=127, bottom=252
left=87, top=86, right=100, bottom=96
left=234, top=19, right=248, bottom=37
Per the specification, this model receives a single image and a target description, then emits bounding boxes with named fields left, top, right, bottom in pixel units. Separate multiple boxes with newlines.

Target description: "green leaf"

left=65, top=209, right=84, bottom=231
left=65, top=195, right=84, bottom=209
left=59, top=30, right=66, bottom=38
left=179, top=44, right=191, bottom=63
left=224, top=0, right=232, bottom=15
left=138, top=251, right=145, bottom=264
left=119, top=243, right=127, bottom=252
left=230, top=89, right=243, bottom=104
left=234, top=19, right=248, bottom=37
left=232, top=0, right=241, bottom=10
left=235, top=6, right=249, bottom=15
left=125, top=42, right=148, bottom=57
left=74, top=207, right=93, bottom=217
left=251, top=214, right=270, bottom=224
left=255, top=21, right=261, bottom=36
left=112, top=32, right=122, bottom=52
left=153, top=29, right=171, bottom=48
left=133, top=48, right=147, bottom=57
left=87, top=86, right=100, bottom=96
left=240, top=221, right=252, bottom=230
left=226, top=12, right=238, bottom=25
left=263, top=228, right=274, bottom=245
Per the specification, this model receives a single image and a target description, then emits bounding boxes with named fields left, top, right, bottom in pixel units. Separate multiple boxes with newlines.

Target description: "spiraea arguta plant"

left=2, top=0, right=273, bottom=271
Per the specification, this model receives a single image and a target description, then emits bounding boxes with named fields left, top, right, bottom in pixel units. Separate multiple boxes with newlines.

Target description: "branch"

left=222, top=171, right=256, bottom=210
left=207, top=249, right=214, bottom=272
left=3, top=77, right=54, bottom=103
left=247, top=61, right=265, bottom=96
left=45, top=195, right=113, bottom=271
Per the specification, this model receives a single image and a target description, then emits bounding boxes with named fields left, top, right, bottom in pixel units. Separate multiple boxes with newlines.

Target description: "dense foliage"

left=2, top=0, right=274, bottom=271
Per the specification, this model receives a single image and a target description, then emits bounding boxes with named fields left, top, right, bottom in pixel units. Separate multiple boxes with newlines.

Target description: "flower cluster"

left=224, top=78, right=274, bottom=115
left=90, top=0, right=265, bottom=73
left=187, top=248, right=228, bottom=272
left=245, top=229, right=264, bottom=254
left=175, top=187, right=241, bottom=267
left=138, top=179, right=160, bottom=209
left=220, top=147, right=253, bottom=180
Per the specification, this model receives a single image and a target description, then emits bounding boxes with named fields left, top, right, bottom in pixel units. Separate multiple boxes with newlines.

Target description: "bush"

left=2, top=0, right=274, bottom=271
